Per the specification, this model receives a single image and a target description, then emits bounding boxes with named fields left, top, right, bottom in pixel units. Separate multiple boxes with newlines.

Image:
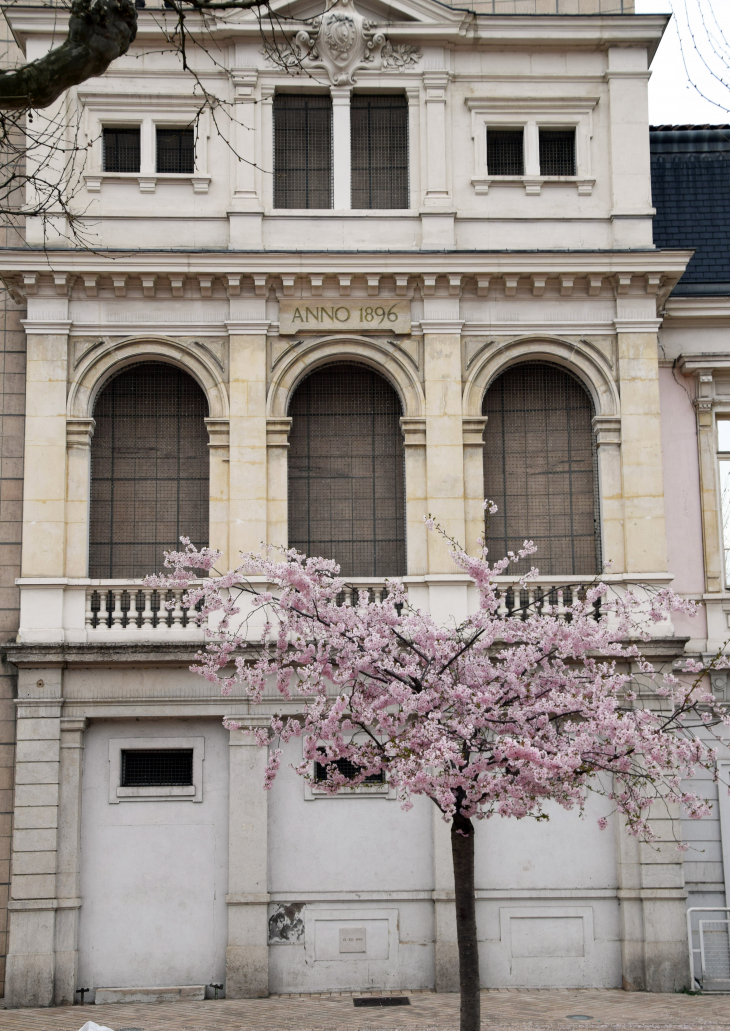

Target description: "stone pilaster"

left=593, top=415, right=625, bottom=573
left=225, top=727, right=269, bottom=998
left=205, top=417, right=230, bottom=572
left=53, top=717, right=86, bottom=1006
left=400, top=417, right=428, bottom=576
left=266, top=418, right=291, bottom=553
left=463, top=417, right=488, bottom=557
left=65, top=419, right=95, bottom=579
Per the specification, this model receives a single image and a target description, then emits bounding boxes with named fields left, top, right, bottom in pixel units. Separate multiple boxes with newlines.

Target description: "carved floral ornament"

left=262, top=0, right=421, bottom=85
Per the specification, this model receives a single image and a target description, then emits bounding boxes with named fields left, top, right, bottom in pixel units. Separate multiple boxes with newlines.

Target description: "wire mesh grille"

left=103, top=127, right=141, bottom=173
left=274, top=94, right=333, bottom=209
left=121, top=749, right=194, bottom=786
left=89, top=362, right=209, bottom=578
left=482, top=362, right=600, bottom=576
left=539, top=129, right=576, bottom=176
left=288, top=363, right=406, bottom=577
left=487, top=129, right=524, bottom=176
left=351, top=94, right=409, bottom=209
left=702, top=922, right=730, bottom=981
left=156, top=127, right=194, bottom=174
left=315, top=755, right=385, bottom=784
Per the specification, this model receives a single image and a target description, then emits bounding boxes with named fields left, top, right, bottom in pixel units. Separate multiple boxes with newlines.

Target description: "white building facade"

left=0, top=0, right=729, bottom=1008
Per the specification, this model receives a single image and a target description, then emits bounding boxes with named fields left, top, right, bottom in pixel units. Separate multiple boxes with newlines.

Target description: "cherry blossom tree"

left=148, top=514, right=729, bottom=1031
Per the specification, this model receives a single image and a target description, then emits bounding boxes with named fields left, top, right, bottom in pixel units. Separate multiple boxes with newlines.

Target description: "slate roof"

left=650, top=125, right=730, bottom=295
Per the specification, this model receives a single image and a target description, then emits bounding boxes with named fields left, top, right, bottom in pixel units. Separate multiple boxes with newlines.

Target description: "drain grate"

left=353, top=997, right=410, bottom=1007
left=566, top=1018, right=594, bottom=1022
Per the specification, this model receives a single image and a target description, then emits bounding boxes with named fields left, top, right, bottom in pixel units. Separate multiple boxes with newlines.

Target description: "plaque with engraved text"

left=339, top=927, right=367, bottom=953
left=279, top=300, right=410, bottom=335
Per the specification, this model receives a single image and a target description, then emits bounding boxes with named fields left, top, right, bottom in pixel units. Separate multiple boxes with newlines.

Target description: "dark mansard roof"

left=650, top=124, right=730, bottom=296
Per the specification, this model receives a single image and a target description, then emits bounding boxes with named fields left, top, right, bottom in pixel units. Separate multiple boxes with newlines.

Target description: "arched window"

left=89, top=362, right=209, bottom=578
left=288, top=363, right=406, bottom=577
left=482, top=361, right=600, bottom=576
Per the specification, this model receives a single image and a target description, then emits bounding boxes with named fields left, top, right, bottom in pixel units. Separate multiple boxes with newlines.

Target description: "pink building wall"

left=658, top=366, right=707, bottom=641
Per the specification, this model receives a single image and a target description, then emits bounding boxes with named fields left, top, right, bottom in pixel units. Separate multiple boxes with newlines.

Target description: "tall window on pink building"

left=717, top=419, right=730, bottom=586
left=482, top=362, right=600, bottom=576
left=89, top=362, right=209, bottom=578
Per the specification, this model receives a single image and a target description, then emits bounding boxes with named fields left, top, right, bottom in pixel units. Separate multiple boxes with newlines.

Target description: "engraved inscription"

left=339, top=926, right=367, bottom=953
left=279, top=299, right=410, bottom=335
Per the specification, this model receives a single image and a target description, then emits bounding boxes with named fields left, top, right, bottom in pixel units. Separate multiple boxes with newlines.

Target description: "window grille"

left=121, top=749, right=193, bottom=786
left=487, top=128, right=524, bottom=176
left=482, top=362, right=600, bottom=576
left=351, top=94, right=409, bottom=209
left=539, top=128, right=576, bottom=176
left=288, top=363, right=406, bottom=577
left=156, top=126, right=195, bottom=173
left=315, top=754, right=385, bottom=784
left=103, top=127, right=140, bottom=173
left=274, top=94, right=333, bottom=209
left=89, top=362, right=209, bottom=578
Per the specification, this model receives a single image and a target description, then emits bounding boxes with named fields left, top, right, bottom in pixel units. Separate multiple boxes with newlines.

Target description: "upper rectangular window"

left=351, top=94, right=408, bottom=210
left=156, top=126, right=195, bottom=174
left=487, top=128, right=524, bottom=176
left=274, top=94, right=333, bottom=209
left=539, top=128, right=576, bottom=177
left=103, top=127, right=140, bottom=173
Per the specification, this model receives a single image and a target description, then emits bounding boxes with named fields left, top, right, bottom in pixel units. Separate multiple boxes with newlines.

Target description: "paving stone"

left=1, top=989, right=730, bottom=1031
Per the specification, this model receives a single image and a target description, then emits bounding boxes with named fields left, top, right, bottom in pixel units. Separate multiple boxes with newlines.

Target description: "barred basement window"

left=482, top=362, right=600, bottom=577
left=274, top=94, right=333, bottom=209
left=288, top=363, right=406, bottom=577
left=539, top=128, right=576, bottom=177
left=487, top=128, right=524, bottom=176
left=121, top=749, right=194, bottom=787
left=315, top=754, right=385, bottom=784
left=103, top=127, right=140, bottom=173
left=89, top=362, right=209, bottom=578
left=351, top=94, right=408, bottom=209
left=156, top=126, right=195, bottom=173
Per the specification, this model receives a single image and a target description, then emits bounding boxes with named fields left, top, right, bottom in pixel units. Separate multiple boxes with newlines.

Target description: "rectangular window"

left=315, top=754, right=385, bottom=784
left=487, top=128, right=524, bottom=176
left=351, top=94, right=408, bottom=210
left=539, top=128, right=576, bottom=177
left=103, top=127, right=140, bottom=173
left=274, top=94, right=333, bottom=209
left=156, top=126, right=195, bottom=174
left=121, top=749, right=194, bottom=787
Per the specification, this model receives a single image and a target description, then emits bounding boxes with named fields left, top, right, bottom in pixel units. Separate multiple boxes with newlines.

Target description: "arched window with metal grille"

left=89, top=362, right=209, bottom=578
left=288, top=362, right=406, bottom=577
left=482, top=361, right=600, bottom=576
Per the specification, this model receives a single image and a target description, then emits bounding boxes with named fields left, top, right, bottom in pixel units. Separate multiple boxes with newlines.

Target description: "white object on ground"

left=78, top=1022, right=115, bottom=1031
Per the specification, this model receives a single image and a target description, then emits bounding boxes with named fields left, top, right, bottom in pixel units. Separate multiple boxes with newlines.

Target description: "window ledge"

left=84, top=173, right=211, bottom=194
left=471, top=176, right=595, bottom=196
left=304, top=780, right=396, bottom=800
left=268, top=208, right=418, bottom=217
left=117, top=785, right=196, bottom=801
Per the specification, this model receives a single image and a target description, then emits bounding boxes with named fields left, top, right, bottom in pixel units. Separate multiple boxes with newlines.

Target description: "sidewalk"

left=1, top=989, right=729, bottom=1031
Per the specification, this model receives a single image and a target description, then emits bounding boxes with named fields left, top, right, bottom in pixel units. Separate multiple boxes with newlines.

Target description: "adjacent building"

left=0, top=0, right=728, bottom=1007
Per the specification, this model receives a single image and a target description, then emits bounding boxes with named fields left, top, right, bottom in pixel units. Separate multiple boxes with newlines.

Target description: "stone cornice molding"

left=21, top=319, right=72, bottom=335
left=462, top=416, right=487, bottom=446
left=614, top=318, right=663, bottom=333
left=592, top=415, right=621, bottom=447
left=226, top=320, right=270, bottom=335
left=420, top=319, right=464, bottom=334
left=400, top=417, right=426, bottom=447
left=266, top=417, right=292, bottom=448
left=678, top=355, right=730, bottom=375
left=204, top=417, right=230, bottom=450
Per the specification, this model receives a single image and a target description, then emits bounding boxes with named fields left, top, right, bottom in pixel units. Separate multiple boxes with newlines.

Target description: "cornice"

left=663, top=296, right=730, bottom=324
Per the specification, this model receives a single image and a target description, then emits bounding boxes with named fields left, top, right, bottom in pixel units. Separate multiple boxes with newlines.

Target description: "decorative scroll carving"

left=262, top=0, right=386, bottom=85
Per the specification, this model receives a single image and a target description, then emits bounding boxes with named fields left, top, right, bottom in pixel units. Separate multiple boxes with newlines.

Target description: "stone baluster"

left=111, top=589, right=124, bottom=628
left=171, top=591, right=185, bottom=629
left=84, top=590, right=95, bottom=628
left=141, top=589, right=154, bottom=629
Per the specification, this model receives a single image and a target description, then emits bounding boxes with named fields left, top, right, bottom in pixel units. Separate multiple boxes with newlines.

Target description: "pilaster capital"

left=205, top=417, right=230, bottom=449
left=231, top=68, right=258, bottom=98
left=400, top=417, right=426, bottom=447
left=66, top=418, right=95, bottom=450
left=462, top=416, right=487, bottom=446
left=592, top=415, right=621, bottom=447
left=266, top=417, right=292, bottom=448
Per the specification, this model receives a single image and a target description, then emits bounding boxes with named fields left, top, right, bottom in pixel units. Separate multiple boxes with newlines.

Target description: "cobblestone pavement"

left=0, top=990, right=729, bottom=1031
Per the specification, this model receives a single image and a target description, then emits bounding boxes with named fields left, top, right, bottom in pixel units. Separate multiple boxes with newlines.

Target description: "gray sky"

left=636, top=0, right=730, bottom=124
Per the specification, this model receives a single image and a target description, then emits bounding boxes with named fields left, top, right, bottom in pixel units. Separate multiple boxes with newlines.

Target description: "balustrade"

left=86, top=585, right=202, bottom=630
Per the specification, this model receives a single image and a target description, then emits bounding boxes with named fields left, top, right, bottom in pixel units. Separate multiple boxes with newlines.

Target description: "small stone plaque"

left=279, top=300, right=410, bottom=335
left=339, top=926, right=367, bottom=953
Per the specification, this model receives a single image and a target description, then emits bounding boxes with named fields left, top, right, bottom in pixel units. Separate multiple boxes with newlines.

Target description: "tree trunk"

left=451, top=812, right=480, bottom=1031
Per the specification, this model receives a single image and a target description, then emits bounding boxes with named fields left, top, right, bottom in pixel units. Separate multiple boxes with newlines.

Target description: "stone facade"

left=0, top=0, right=726, bottom=1009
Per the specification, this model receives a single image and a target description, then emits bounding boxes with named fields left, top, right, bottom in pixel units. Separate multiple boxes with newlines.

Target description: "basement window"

left=109, top=736, right=204, bottom=802
left=121, top=749, right=193, bottom=787
left=314, top=754, right=385, bottom=784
